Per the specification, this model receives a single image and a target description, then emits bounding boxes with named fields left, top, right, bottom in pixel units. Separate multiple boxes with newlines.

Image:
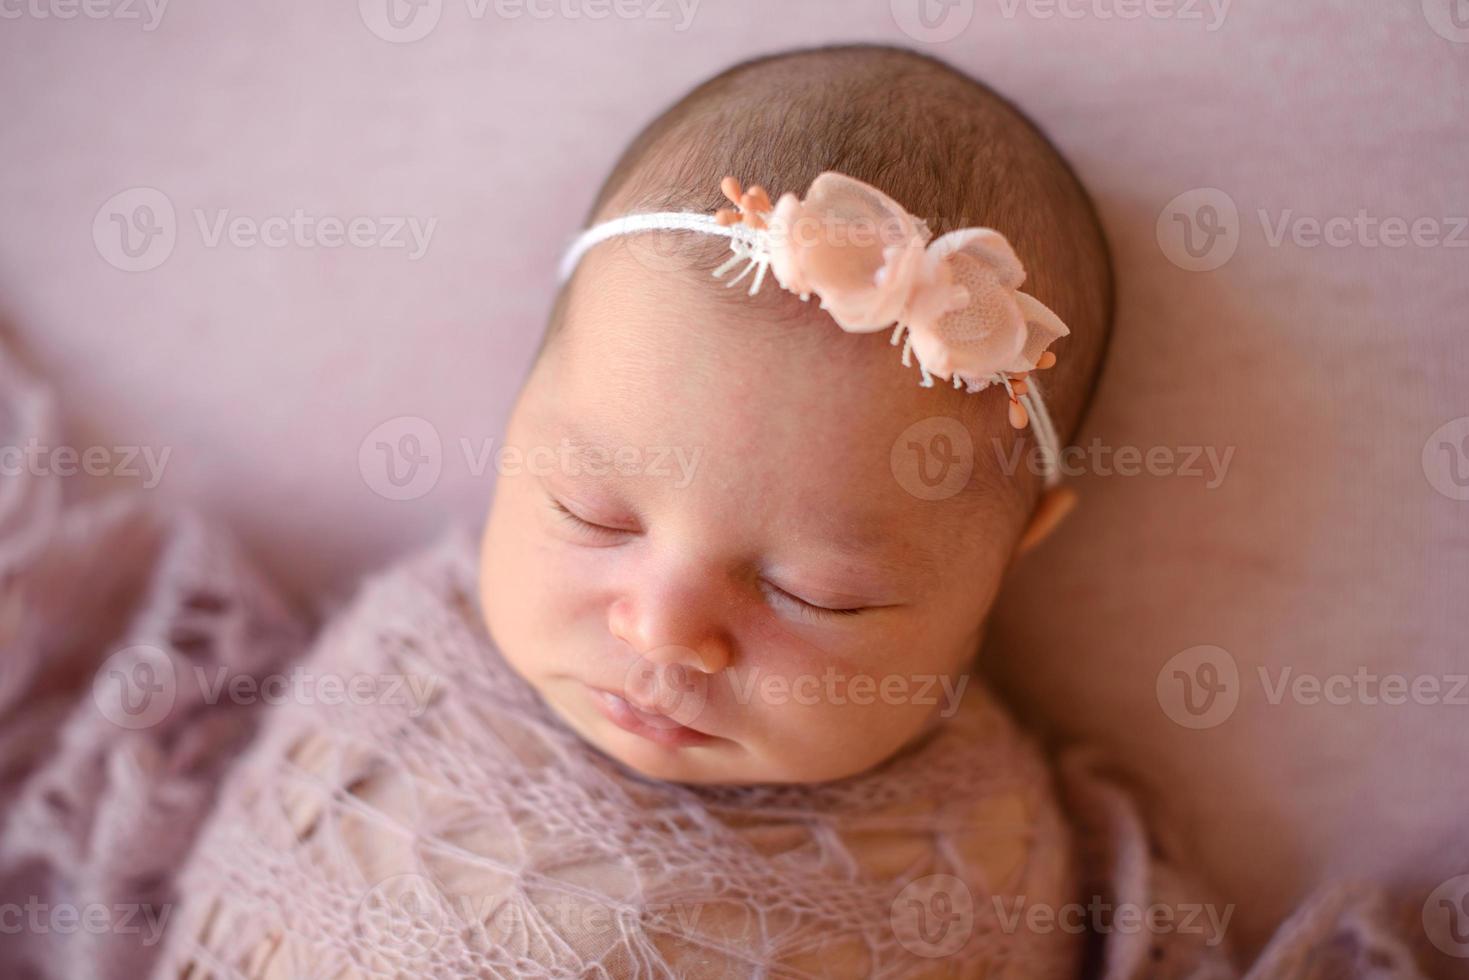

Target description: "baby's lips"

left=620, top=649, right=713, bottom=730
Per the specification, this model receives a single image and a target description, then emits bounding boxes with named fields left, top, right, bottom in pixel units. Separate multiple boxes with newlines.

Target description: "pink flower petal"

left=905, top=253, right=1027, bottom=379
left=804, top=173, right=918, bottom=238
left=792, top=173, right=930, bottom=332
left=766, top=193, right=810, bottom=296
left=927, top=228, right=1026, bottom=290
left=1004, top=291, right=1071, bottom=374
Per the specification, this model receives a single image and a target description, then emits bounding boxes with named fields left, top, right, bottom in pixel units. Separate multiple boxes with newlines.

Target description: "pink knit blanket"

left=0, top=348, right=1433, bottom=979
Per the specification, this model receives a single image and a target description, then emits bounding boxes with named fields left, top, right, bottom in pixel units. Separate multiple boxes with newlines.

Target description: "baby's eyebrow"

left=796, top=522, right=940, bottom=590
left=560, top=436, right=620, bottom=470
left=528, top=417, right=644, bottom=473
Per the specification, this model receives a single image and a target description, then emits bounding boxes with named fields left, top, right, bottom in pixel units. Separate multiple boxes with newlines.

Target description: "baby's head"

left=481, top=45, right=1112, bottom=784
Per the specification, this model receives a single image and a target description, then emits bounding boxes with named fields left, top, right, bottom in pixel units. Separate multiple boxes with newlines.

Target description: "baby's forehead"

left=541, top=245, right=1026, bottom=529
left=557, top=244, right=944, bottom=432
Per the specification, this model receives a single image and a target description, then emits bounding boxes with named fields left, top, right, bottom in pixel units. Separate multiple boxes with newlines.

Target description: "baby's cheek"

left=481, top=493, right=579, bottom=669
left=486, top=482, right=587, bottom=606
left=736, top=603, right=911, bottom=675
left=738, top=689, right=943, bottom=784
left=723, top=616, right=962, bottom=778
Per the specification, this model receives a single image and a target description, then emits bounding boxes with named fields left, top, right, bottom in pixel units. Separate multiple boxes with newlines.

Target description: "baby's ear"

left=1012, top=487, right=1078, bottom=562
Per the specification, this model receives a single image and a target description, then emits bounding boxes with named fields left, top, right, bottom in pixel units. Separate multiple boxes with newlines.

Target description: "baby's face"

left=480, top=246, right=1030, bottom=784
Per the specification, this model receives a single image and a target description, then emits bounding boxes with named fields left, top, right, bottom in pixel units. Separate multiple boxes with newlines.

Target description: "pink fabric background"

left=2, top=0, right=1466, bottom=961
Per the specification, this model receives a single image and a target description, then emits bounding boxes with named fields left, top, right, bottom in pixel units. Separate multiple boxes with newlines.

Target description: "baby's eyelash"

left=760, top=581, right=866, bottom=622
left=547, top=496, right=628, bottom=541
left=545, top=494, right=869, bottom=620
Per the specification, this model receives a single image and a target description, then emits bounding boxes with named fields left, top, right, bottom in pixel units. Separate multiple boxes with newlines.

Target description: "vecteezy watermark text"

left=1257, top=666, right=1469, bottom=708
left=193, top=209, right=436, bottom=259
left=93, top=187, right=437, bottom=272
left=1157, top=188, right=1468, bottom=272
left=359, top=415, right=705, bottom=502
left=995, top=0, right=1231, bottom=31
left=613, top=659, right=972, bottom=739
left=993, top=437, right=1235, bottom=488
left=194, top=666, right=440, bottom=718
left=0, top=0, right=168, bottom=30
left=993, top=895, right=1233, bottom=946
left=1258, top=210, right=1469, bottom=250
left=93, top=644, right=441, bottom=730
left=358, top=0, right=700, bottom=44
left=888, top=877, right=1233, bottom=961
left=1, top=438, right=170, bottom=488
left=0, top=899, right=171, bottom=946
left=1157, top=645, right=1469, bottom=730
left=726, top=668, right=969, bottom=718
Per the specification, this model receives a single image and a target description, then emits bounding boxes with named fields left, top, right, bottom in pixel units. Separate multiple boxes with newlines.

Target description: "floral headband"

left=557, top=172, right=1070, bottom=488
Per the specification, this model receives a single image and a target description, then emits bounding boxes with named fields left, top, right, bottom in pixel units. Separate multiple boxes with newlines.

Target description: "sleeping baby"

left=148, top=44, right=1243, bottom=980
left=478, top=43, right=1108, bottom=790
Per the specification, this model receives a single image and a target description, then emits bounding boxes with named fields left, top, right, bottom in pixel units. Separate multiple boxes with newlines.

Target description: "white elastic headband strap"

left=557, top=212, right=1065, bottom=488
left=557, top=212, right=752, bottom=284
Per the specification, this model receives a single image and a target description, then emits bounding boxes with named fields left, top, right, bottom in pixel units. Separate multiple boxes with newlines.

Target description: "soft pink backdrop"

left=3, top=0, right=1466, bottom=963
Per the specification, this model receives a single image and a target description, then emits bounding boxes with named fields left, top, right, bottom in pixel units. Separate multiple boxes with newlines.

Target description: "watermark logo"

left=1160, top=652, right=1464, bottom=728
left=1423, top=875, right=1469, bottom=957
left=993, top=896, right=1232, bottom=945
left=890, top=0, right=974, bottom=44
left=93, top=187, right=176, bottom=272
left=359, top=415, right=443, bottom=501
left=1159, top=189, right=1466, bottom=271
left=359, top=422, right=704, bottom=502
left=724, top=668, right=969, bottom=717
left=1157, top=188, right=1239, bottom=272
left=1258, top=666, right=1468, bottom=708
left=93, top=188, right=437, bottom=271
left=995, top=0, right=1231, bottom=30
left=359, top=0, right=443, bottom=42
left=0, top=439, right=171, bottom=488
left=620, top=649, right=711, bottom=731
left=356, top=874, right=450, bottom=954
left=492, top=0, right=699, bottom=28
left=0, top=0, right=170, bottom=30
left=1156, top=645, right=1239, bottom=729
left=92, top=644, right=177, bottom=730
left=195, top=666, right=439, bottom=718
left=360, top=0, right=698, bottom=42
left=0, top=899, right=171, bottom=945
left=192, top=209, right=436, bottom=258
left=891, top=874, right=974, bottom=958
left=1423, top=417, right=1469, bottom=501
left=1258, top=210, right=1467, bottom=250
left=993, top=437, right=1235, bottom=488
left=466, top=438, right=701, bottom=486
left=891, top=416, right=974, bottom=501
left=1423, top=0, right=1469, bottom=42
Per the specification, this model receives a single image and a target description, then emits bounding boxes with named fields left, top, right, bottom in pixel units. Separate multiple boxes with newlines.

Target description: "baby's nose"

left=642, top=640, right=729, bottom=676
left=607, top=594, right=731, bottom=675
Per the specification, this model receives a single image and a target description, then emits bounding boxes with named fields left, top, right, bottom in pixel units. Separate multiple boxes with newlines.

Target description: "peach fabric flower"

left=714, top=171, right=1069, bottom=398
left=755, top=173, right=1068, bottom=385
left=767, top=173, right=930, bottom=333
left=903, top=229, right=1070, bottom=382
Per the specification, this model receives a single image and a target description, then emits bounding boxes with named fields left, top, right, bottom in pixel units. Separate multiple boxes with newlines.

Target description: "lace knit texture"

left=0, top=343, right=1440, bottom=980
left=154, top=536, right=1081, bottom=979
left=0, top=353, right=308, bottom=980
